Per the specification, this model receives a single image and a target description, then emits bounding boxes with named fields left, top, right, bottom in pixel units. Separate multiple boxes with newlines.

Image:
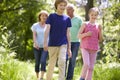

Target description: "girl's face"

left=89, top=11, right=98, bottom=22
left=39, top=13, right=48, bottom=22
left=57, top=2, right=66, bottom=13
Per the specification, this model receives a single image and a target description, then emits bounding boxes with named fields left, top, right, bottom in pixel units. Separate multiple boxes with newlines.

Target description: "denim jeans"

left=66, top=42, right=80, bottom=80
left=34, top=48, right=48, bottom=72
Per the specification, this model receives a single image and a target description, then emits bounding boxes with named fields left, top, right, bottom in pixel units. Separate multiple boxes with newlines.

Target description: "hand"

left=34, top=43, right=39, bottom=50
left=67, top=49, right=72, bottom=58
left=43, top=43, right=48, bottom=51
left=98, top=25, right=102, bottom=31
left=86, top=31, right=92, bottom=36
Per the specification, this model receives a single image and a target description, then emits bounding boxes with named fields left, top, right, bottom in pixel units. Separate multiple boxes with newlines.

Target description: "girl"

left=77, top=7, right=103, bottom=80
left=31, top=10, right=48, bottom=80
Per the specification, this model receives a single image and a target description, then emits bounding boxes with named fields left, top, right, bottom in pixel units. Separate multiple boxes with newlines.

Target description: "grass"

left=73, top=62, right=120, bottom=80
left=0, top=58, right=36, bottom=80
left=1, top=55, right=120, bottom=80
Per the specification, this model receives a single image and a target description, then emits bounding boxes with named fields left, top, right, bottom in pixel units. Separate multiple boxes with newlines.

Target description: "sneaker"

left=40, top=78, right=43, bottom=80
left=80, top=78, right=85, bottom=80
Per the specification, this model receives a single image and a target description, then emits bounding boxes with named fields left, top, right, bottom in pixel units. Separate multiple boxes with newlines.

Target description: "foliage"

left=72, top=63, right=120, bottom=80
left=93, top=63, right=120, bottom=80
left=0, top=0, right=51, bottom=60
left=100, top=3, right=120, bottom=63
left=0, top=27, right=36, bottom=80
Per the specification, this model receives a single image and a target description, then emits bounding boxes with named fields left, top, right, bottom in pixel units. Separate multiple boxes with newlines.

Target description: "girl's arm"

left=44, top=24, right=50, bottom=51
left=67, top=27, right=72, bottom=58
left=77, top=23, right=92, bottom=39
left=98, top=25, right=103, bottom=42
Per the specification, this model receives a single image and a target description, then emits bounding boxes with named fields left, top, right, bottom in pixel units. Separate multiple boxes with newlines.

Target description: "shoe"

left=80, top=78, right=85, bottom=80
left=40, top=78, right=43, bottom=80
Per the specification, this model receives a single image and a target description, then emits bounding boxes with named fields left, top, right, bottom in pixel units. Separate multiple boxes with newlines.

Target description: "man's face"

left=66, top=7, right=74, bottom=16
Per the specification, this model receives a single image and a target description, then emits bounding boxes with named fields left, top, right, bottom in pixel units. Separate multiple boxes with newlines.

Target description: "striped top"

left=80, top=22, right=100, bottom=50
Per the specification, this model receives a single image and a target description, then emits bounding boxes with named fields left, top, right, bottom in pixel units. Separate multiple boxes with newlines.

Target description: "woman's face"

left=89, top=11, right=98, bottom=22
left=39, top=13, right=48, bottom=22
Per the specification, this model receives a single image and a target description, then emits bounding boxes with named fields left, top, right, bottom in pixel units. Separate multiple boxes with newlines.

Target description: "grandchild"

left=43, top=0, right=72, bottom=80
left=31, top=10, right=48, bottom=80
left=77, top=7, right=103, bottom=80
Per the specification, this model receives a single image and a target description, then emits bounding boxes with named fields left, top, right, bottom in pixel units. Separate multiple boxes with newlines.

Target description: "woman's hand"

left=34, top=43, right=39, bottom=50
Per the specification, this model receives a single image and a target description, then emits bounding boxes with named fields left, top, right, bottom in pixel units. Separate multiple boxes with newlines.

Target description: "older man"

left=66, top=4, right=82, bottom=80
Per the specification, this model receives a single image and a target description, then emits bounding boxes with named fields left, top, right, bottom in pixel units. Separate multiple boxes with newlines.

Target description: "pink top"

left=80, top=22, right=100, bottom=50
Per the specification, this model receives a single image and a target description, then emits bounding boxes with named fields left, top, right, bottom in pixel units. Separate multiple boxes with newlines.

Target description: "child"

left=43, top=0, right=72, bottom=80
left=31, top=10, right=48, bottom=80
left=77, top=7, right=103, bottom=80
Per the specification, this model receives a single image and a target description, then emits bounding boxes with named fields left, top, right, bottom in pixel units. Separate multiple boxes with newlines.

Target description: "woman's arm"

left=33, top=31, right=39, bottom=50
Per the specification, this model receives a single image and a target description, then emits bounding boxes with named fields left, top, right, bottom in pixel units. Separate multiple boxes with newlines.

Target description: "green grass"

left=73, top=63, right=120, bottom=80
left=1, top=56, right=120, bottom=80
left=0, top=59, right=36, bottom=80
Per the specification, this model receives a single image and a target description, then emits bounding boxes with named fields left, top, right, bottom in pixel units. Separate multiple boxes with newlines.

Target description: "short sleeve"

left=79, top=18, right=82, bottom=27
left=31, top=24, right=36, bottom=32
left=77, top=17, right=82, bottom=28
left=46, top=14, right=52, bottom=24
left=67, top=17, right=72, bottom=28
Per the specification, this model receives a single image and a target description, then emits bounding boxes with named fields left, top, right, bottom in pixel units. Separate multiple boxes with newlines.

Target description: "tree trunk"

left=85, top=0, right=94, bottom=21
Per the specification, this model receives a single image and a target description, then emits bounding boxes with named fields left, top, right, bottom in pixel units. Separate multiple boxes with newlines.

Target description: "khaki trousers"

left=46, top=45, right=67, bottom=80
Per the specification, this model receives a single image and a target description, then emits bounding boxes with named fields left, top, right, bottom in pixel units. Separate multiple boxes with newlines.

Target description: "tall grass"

left=73, top=63, right=120, bottom=80
left=0, top=47, right=36, bottom=80
left=93, top=63, right=120, bottom=80
left=0, top=31, right=36, bottom=80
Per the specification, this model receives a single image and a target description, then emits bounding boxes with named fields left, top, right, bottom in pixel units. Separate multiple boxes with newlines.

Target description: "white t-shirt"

left=31, top=22, right=46, bottom=48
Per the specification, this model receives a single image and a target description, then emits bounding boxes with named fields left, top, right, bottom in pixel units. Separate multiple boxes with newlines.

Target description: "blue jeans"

left=66, top=42, right=80, bottom=80
left=34, top=48, right=48, bottom=72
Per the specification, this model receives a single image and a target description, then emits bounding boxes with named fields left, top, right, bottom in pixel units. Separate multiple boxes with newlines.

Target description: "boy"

left=44, top=0, right=72, bottom=80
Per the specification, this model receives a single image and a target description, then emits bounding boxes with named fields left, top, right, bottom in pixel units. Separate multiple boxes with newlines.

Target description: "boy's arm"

left=44, top=24, right=50, bottom=51
left=67, top=27, right=72, bottom=58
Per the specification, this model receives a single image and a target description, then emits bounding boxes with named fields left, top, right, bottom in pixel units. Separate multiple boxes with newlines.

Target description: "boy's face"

left=57, top=2, right=67, bottom=13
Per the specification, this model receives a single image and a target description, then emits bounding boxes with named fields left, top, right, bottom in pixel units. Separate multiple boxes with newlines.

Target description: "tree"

left=0, top=0, right=48, bottom=60
left=85, top=0, right=94, bottom=21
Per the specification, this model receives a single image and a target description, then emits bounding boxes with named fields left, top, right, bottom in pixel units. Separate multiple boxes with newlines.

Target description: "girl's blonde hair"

left=88, top=7, right=99, bottom=15
left=38, top=10, right=48, bottom=21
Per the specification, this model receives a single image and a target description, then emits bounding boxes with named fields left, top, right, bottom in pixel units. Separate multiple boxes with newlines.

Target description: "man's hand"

left=67, top=49, right=72, bottom=58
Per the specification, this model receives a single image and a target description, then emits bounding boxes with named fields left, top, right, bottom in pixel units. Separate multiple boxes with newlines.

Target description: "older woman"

left=31, top=10, right=48, bottom=80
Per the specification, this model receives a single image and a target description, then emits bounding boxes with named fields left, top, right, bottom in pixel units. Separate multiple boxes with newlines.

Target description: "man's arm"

left=67, top=27, right=72, bottom=58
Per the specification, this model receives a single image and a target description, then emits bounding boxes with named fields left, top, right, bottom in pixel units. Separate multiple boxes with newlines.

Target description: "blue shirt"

left=46, top=13, right=71, bottom=46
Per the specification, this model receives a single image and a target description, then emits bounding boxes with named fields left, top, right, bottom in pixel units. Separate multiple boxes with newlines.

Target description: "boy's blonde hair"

left=54, top=0, right=68, bottom=9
